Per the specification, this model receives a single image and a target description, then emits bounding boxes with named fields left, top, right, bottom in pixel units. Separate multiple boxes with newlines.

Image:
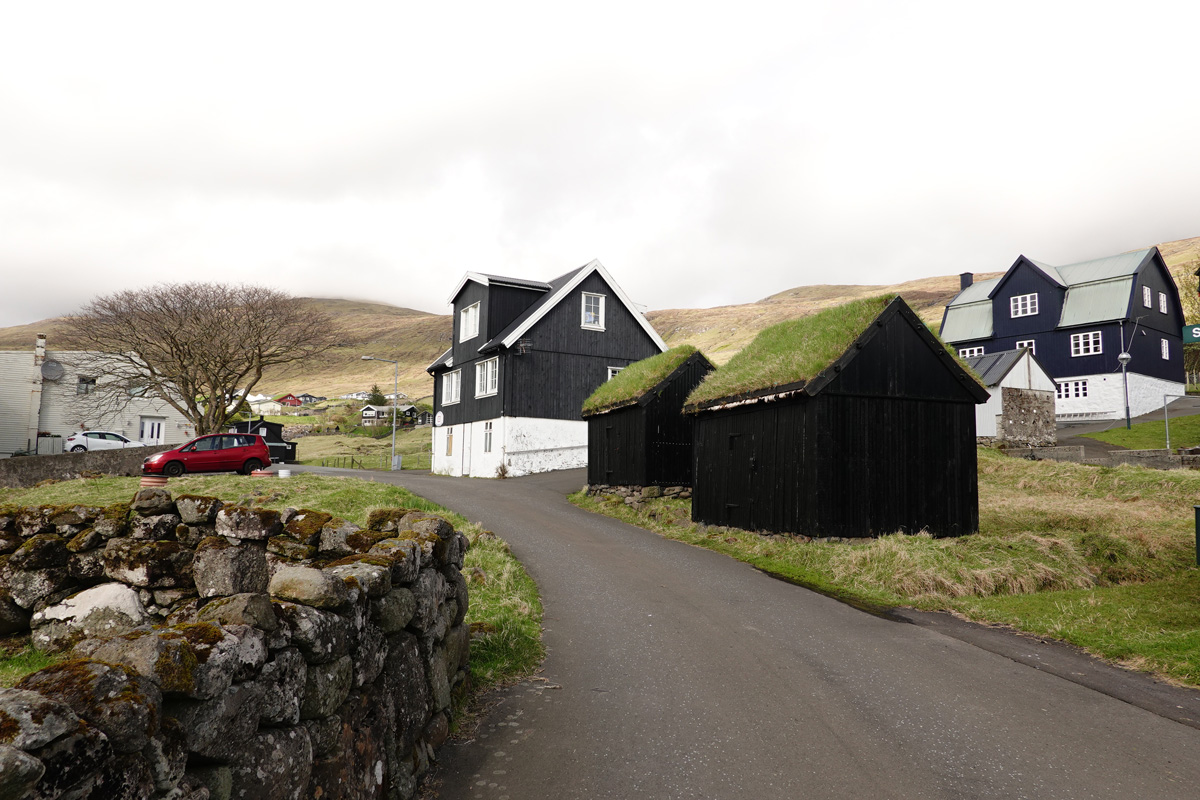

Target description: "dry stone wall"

left=0, top=446, right=175, bottom=490
left=0, top=489, right=470, bottom=800
left=585, top=484, right=691, bottom=511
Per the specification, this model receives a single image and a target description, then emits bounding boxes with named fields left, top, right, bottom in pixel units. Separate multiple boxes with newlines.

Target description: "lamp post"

left=362, top=356, right=399, bottom=470
left=1118, top=350, right=1132, bottom=430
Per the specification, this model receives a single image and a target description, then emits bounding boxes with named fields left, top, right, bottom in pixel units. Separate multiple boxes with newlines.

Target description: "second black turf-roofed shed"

left=583, top=346, right=715, bottom=487
left=684, top=295, right=988, bottom=538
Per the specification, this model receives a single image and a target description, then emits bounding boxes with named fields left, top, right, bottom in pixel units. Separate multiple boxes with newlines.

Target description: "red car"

left=142, top=433, right=272, bottom=477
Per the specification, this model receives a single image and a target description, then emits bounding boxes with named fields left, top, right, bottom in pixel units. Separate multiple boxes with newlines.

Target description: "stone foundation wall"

left=998, top=387, right=1056, bottom=447
left=0, top=489, right=470, bottom=800
left=585, top=484, right=691, bottom=511
left=0, top=446, right=174, bottom=490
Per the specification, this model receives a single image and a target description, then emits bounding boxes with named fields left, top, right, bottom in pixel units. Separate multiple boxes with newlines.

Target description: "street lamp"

left=362, top=355, right=399, bottom=470
left=1118, top=350, right=1132, bottom=430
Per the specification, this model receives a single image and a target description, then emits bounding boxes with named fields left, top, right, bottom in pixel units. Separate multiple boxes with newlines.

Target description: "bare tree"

left=63, top=283, right=338, bottom=435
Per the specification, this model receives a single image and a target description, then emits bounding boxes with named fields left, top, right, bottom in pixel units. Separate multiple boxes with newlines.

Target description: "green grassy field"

left=0, top=473, right=543, bottom=695
left=572, top=448, right=1200, bottom=686
left=295, top=428, right=433, bottom=469
left=1082, top=411, right=1200, bottom=451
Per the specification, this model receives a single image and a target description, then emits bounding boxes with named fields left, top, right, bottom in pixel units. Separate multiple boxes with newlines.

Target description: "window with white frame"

left=958, top=346, right=985, bottom=358
left=1070, top=331, right=1102, bottom=357
left=607, top=366, right=624, bottom=380
left=1143, top=286, right=1153, bottom=308
left=76, top=377, right=96, bottom=395
left=459, top=303, right=480, bottom=342
left=1160, top=292, right=1168, bottom=314
left=475, top=357, right=498, bottom=397
left=445, top=426, right=454, bottom=456
left=582, top=293, right=605, bottom=330
left=483, top=421, right=493, bottom=453
left=442, top=370, right=461, bottom=405
left=1056, top=380, right=1088, bottom=399
left=1010, top=293, right=1038, bottom=318
left=1015, top=339, right=1036, bottom=354
left=1162, top=338, right=1170, bottom=360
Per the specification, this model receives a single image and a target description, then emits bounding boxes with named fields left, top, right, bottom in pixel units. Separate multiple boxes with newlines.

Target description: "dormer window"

left=1010, top=293, right=1038, bottom=318
left=460, top=303, right=480, bottom=342
left=582, top=293, right=605, bottom=330
left=1143, top=286, right=1153, bottom=308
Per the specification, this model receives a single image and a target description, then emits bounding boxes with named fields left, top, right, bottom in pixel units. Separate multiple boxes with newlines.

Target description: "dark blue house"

left=941, top=247, right=1184, bottom=420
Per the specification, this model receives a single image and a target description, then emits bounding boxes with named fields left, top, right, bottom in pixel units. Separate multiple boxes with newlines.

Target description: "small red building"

left=275, top=394, right=302, bottom=408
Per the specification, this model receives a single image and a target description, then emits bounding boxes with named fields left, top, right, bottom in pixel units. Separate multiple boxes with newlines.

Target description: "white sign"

left=434, top=411, right=444, bottom=427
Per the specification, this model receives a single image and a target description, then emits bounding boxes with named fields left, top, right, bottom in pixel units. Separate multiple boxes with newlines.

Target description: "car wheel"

left=164, top=461, right=185, bottom=478
left=71, top=445, right=87, bottom=452
left=242, top=459, right=264, bottom=475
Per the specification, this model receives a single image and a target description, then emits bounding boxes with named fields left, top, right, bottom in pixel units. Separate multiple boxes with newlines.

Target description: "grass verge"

left=570, top=448, right=1200, bottom=686
left=0, top=473, right=544, bottom=696
left=295, top=429, right=432, bottom=469
left=1081, top=412, right=1200, bottom=451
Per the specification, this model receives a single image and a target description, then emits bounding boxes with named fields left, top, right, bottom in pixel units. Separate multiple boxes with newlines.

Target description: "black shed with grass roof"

left=583, top=346, right=715, bottom=487
left=684, top=295, right=988, bottom=538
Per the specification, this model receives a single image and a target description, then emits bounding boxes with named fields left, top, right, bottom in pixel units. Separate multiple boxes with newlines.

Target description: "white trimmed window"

left=445, top=426, right=454, bottom=456
left=475, top=357, right=498, bottom=397
left=958, top=346, right=985, bottom=358
left=582, top=293, right=605, bottom=330
left=442, top=370, right=461, bottom=405
left=1159, top=292, right=1168, bottom=314
left=1056, top=380, right=1088, bottom=399
left=459, top=303, right=480, bottom=342
left=483, top=421, right=493, bottom=453
left=1015, top=339, right=1036, bottom=354
left=607, top=366, right=624, bottom=380
left=1010, top=293, right=1038, bottom=318
left=1070, top=331, right=1102, bottom=357
left=1143, top=286, right=1153, bottom=308
left=1162, top=338, right=1170, bottom=360
left=76, top=377, right=96, bottom=395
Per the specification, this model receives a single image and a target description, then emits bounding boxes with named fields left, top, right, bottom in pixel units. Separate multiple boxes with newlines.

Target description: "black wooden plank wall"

left=587, top=407, right=647, bottom=485
left=692, top=395, right=978, bottom=537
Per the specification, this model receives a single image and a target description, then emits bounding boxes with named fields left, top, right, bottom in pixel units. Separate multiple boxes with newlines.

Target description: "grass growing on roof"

left=582, top=345, right=700, bottom=415
left=686, top=295, right=896, bottom=408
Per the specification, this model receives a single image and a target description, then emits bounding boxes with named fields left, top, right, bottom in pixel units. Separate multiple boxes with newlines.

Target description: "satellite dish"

left=41, top=360, right=64, bottom=381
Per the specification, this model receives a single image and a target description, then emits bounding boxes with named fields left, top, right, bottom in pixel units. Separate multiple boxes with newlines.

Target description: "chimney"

left=35, top=334, right=46, bottom=365
left=959, top=272, right=974, bottom=291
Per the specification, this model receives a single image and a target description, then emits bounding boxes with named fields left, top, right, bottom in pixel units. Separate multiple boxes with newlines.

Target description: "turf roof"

left=685, top=295, right=897, bottom=408
left=582, top=345, right=702, bottom=416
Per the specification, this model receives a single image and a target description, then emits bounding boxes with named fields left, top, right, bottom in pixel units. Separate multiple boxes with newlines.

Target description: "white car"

left=65, top=431, right=147, bottom=452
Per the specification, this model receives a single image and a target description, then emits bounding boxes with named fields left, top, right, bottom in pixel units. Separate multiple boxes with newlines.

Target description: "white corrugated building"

left=0, top=336, right=194, bottom=457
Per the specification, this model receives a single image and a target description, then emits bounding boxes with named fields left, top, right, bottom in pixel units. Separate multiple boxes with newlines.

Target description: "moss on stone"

left=195, top=536, right=233, bottom=552
left=325, top=554, right=393, bottom=569
left=102, top=502, right=131, bottom=522
left=345, top=530, right=393, bottom=553
left=284, top=509, right=333, bottom=542
left=152, top=644, right=198, bottom=695
left=0, top=709, right=18, bottom=744
left=365, top=508, right=415, bottom=531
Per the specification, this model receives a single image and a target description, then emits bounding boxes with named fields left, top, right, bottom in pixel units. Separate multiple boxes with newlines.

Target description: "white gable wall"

left=432, top=415, right=587, bottom=478
left=976, top=351, right=1058, bottom=437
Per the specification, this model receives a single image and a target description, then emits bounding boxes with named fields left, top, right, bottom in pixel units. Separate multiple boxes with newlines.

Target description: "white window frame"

left=582, top=293, right=606, bottom=330
left=442, top=369, right=461, bottom=405
left=459, top=302, right=480, bottom=342
left=1159, top=292, right=1168, bottom=314
left=1015, top=339, right=1036, bottom=354
left=1056, top=380, right=1088, bottom=399
left=1010, top=293, right=1038, bottom=318
left=475, top=357, right=499, bottom=398
left=958, top=346, right=985, bottom=358
left=483, top=421, right=493, bottom=453
left=607, top=366, right=624, bottom=380
left=1070, top=331, right=1102, bottom=357
left=77, top=377, right=96, bottom=395
left=445, top=426, right=454, bottom=456
left=1143, top=285, right=1153, bottom=308
left=1162, top=338, right=1170, bottom=360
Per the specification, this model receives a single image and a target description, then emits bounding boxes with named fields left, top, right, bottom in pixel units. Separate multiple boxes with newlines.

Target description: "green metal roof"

left=1055, top=249, right=1151, bottom=284
left=940, top=301, right=992, bottom=342
left=947, top=278, right=1000, bottom=306
left=1058, top=277, right=1134, bottom=328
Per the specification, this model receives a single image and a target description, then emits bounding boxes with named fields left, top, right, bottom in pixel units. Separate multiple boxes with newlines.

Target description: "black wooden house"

left=228, top=417, right=297, bottom=463
left=583, top=346, right=714, bottom=487
left=427, top=260, right=666, bottom=477
left=685, top=296, right=988, bottom=538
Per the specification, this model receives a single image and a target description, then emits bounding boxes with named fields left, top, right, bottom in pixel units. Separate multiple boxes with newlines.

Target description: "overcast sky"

left=3, top=1, right=1199, bottom=327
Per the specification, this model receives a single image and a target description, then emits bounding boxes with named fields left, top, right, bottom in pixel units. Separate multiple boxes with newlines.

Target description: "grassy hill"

left=4, top=236, right=1197, bottom=398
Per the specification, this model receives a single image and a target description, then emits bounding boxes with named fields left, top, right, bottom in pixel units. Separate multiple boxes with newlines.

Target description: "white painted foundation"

left=1054, top=372, right=1185, bottom=421
left=432, top=416, right=588, bottom=478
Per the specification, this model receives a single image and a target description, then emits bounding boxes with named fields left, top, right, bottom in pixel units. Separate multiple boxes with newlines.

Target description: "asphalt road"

left=297, top=465, right=1200, bottom=799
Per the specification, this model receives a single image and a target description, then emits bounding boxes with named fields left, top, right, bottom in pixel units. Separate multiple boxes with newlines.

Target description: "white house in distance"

left=964, top=349, right=1057, bottom=446
left=0, top=335, right=194, bottom=457
left=427, top=260, right=666, bottom=477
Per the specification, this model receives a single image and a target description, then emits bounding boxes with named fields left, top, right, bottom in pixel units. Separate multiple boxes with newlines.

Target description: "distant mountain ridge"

left=3, top=237, right=1197, bottom=399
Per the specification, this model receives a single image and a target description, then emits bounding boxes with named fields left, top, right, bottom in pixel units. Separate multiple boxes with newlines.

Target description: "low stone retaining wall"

left=0, top=446, right=174, bottom=489
left=1108, top=449, right=1183, bottom=470
left=0, top=489, right=469, bottom=799
left=585, top=484, right=691, bottom=510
